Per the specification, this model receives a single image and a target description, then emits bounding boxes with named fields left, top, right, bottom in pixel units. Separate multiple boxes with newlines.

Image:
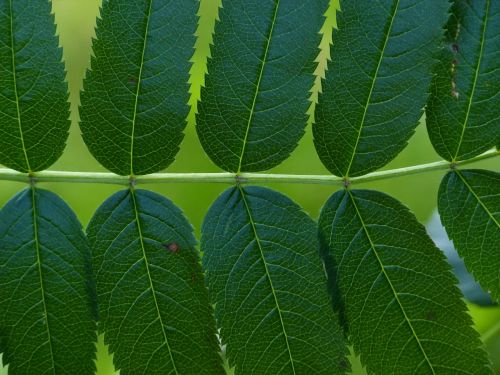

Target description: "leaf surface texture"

left=79, top=0, right=197, bottom=175
left=197, top=0, right=328, bottom=172
left=202, top=186, right=348, bottom=374
left=0, top=0, right=70, bottom=172
left=439, top=169, right=500, bottom=301
left=318, top=189, right=492, bottom=375
left=87, top=189, right=223, bottom=375
left=427, top=0, right=500, bottom=161
left=0, top=188, right=96, bottom=374
left=314, top=0, right=449, bottom=177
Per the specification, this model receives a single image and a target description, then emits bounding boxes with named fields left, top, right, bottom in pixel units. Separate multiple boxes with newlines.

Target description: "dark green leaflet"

left=314, top=0, right=449, bottom=178
left=439, top=169, right=500, bottom=301
left=87, top=189, right=223, bottom=375
left=196, top=0, right=328, bottom=173
left=79, top=0, right=197, bottom=176
left=0, top=0, right=70, bottom=173
left=319, top=189, right=492, bottom=375
left=427, top=0, right=500, bottom=162
left=202, top=186, right=348, bottom=374
left=0, top=188, right=96, bottom=374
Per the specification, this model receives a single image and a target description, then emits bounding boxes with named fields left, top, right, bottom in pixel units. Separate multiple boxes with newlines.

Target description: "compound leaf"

left=438, top=169, right=500, bottom=301
left=427, top=0, right=500, bottom=162
left=196, top=0, right=328, bottom=173
left=87, top=189, right=223, bottom=375
left=79, top=0, right=197, bottom=176
left=319, top=189, right=492, bottom=375
left=202, top=186, right=348, bottom=374
left=0, top=188, right=96, bottom=374
left=0, top=0, right=70, bottom=172
left=314, top=0, right=449, bottom=177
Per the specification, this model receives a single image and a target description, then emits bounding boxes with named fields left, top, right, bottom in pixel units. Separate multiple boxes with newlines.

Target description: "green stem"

left=0, top=150, right=497, bottom=187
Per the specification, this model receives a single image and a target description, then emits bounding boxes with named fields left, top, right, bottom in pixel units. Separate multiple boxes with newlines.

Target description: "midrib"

left=237, top=0, right=280, bottom=173
left=345, top=0, right=400, bottom=177
left=130, top=188, right=179, bottom=374
left=453, top=0, right=490, bottom=161
left=8, top=0, right=31, bottom=172
left=129, top=0, right=153, bottom=176
left=238, top=185, right=297, bottom=374
left=455, top=170, right=499, bottom=228
left=31, top=187, right=56, bottom=374
left=347, top=190, right=436, bottom=374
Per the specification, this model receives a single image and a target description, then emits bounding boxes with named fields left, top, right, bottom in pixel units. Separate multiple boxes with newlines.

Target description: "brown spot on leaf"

left=163, top=242, right=180, bottom=253
left=191, top=273, right=198, bottom=284
left=450, top=43, right=460, bottom=99
left=450, top=60, right=459, bottom=99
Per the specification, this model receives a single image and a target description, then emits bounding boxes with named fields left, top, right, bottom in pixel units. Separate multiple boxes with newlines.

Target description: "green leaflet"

left=79, top=0, right=197, bottom=176
left=439, top=169, right=500, bottom=301
left=427, top=0, right=500, bottom=162
left=87, top=189, right=223, bottom=375
left=319, top=189, right=492, bottom=375
left=0, top=188, right=96, bottom=374
left=202, top=186, right=348, bottom=374
left=0, top=0, right=70, bottom=173
left=314, top=0, right=449, bottom=178
left=196, top=0, right=328, bottom=173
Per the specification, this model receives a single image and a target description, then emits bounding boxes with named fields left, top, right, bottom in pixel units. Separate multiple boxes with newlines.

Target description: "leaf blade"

left=79, top=0, right=198, bottom=176
left=314, top=0, right=449, bottom=177
left=0, top=0, right=70, bottom=172
left=0, top=188, right=96, bottom=374
left=319, top=189, right=492, bottom=375
left=426, top=0, right=500, bottom=161
left=196, top=0, right=329, bottom=172
left=438, top=169, right=500, bottom=301
left=202, top=186, right=348, bottom=374
left=87, top=189, right=223, bottom=375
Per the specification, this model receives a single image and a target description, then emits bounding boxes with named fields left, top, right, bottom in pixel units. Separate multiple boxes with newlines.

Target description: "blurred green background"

left=1, top=0, right=498, bottom=373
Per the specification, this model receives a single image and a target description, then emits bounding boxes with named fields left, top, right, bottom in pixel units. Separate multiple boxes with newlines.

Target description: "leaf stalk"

left=0, top=150, right=497, bottom=187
